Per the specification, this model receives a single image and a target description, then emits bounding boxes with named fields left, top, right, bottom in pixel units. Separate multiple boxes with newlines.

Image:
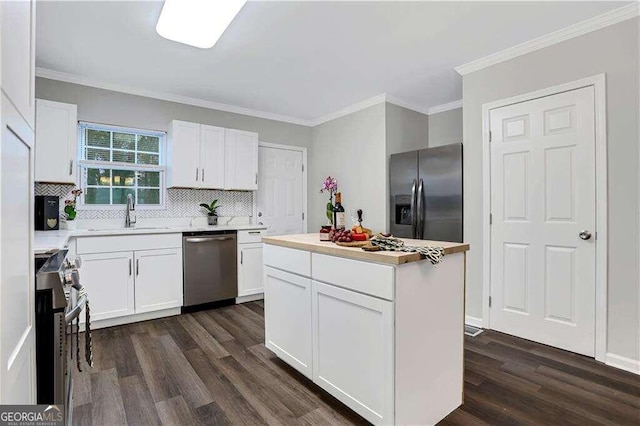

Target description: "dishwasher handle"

left=185, top=236, right=235, bottom=243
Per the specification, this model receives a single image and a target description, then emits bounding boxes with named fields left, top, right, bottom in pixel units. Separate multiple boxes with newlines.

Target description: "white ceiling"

left=36, top=1, right=629, bottom=123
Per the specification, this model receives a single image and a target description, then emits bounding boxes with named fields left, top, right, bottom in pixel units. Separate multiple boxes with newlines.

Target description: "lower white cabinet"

left=264, top=266, right=313, bottom=378
left=80, top=251, right=135, bottom=321
left=312, top=281, right=394, bottom=424
left=133, top=248, right=183, bottom=314
left=238, top=242, right=264, bottom=297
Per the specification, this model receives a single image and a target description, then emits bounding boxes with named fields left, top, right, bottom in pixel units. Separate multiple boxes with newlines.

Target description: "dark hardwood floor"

left=74, top=301, right=640, bottom=425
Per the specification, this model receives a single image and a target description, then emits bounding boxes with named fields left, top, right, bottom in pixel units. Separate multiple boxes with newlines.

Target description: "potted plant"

left=200, top=199, right=220, bottom=225
left=320, top=176, right=338, bottom=226
left=63, top=188, right=83, bottom=230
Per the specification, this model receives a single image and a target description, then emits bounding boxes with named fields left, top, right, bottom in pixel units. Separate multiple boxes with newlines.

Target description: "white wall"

left=428, top=108, right=462, bottom=147
left=462, top=18, right=639, bottom=361
left=309, top=103, right=387, bottom=232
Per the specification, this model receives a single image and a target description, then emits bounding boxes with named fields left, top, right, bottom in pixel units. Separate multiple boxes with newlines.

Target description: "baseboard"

left=605, top=353, right=640, bottom=375
left=236, top=293, right=264, bottom=304
left=78, top=307, right=181, bottom=331
left=465, top=315, right=484, bottom=329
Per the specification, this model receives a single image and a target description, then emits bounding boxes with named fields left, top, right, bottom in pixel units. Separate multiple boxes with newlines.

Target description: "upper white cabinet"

left=35, top=100, right=78, bottom=184
left=167, top=120, right=258, bottom=191
left=224, top=129, right=258, bottom=191
left=1, top=0, right=36, bottom=129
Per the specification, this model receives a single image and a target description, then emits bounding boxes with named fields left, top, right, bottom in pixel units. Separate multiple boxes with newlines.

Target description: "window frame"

left=77, top=122, right=167, bottom=210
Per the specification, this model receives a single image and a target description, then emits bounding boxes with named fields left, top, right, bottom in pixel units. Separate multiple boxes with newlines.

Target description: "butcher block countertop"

left=262, top=233, right=469, bottom=265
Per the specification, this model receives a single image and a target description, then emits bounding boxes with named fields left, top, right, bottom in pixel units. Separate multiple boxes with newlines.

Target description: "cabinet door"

left=80, top=252, right=135, bottom=321
left=224, top=129, right=258, bottom=190
left=238, top=243, right=263, bottom=297
left=200, top=125, right=225, bottom=189
left=312, top=281, right=394, bottom=425
left=264, top=266, right=312, bottom=378
left=167, top=120, right=201, bottom=188
left=134, top=248, right=183, bottom=314
left=35, top=100, right=78, bottom=184
left=1, top=0, right=36, bottom=128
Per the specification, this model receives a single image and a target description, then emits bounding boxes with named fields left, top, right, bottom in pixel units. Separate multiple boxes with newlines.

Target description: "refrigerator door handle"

left=410, top=179, right=417, bottom=238
left=417, top=178, right=424, bottom=239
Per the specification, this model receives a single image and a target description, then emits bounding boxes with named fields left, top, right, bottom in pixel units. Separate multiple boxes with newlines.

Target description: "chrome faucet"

left=125, top=194, right=136, bottom=228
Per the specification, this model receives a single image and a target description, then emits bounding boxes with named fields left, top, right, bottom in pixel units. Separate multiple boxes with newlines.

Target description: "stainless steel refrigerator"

left=389, top=143, right=463, bottom=242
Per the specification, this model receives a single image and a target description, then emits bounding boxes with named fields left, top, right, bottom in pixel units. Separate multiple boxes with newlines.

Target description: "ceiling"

left=36, top=1, right=629, bottom=124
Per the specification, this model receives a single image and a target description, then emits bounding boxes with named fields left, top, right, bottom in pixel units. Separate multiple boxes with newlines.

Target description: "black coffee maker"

left=35, top=195, right=60, bottom=230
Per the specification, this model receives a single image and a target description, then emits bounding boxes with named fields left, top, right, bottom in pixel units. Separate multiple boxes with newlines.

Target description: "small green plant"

left=64, top=189, right=83, bottom=220
left=199, top=199, right=219, bottom=216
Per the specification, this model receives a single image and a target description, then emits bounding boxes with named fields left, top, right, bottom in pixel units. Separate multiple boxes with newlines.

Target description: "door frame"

left=255, top=142, right=308, bottom=233
left=481, top=74, right=608, bottom=362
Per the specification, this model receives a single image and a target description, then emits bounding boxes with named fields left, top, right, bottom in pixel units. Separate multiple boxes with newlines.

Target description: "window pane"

left=137, top=171, right=160, bottom=187
left=87, top=168, right=111, bottom=186
left=86, top=148, right=111, bottom=161
left=113, top=132, right=135, bottom=150
left=137, top=153, right=159, bottom=165
left=137, top=135, right=159, bottom=153
left=112, top=169, right=136, bottom=186
left=85, top=188, right=110, bottom=204
left=138, top=189, right=160, bottom=205
left=112, top=188, right=136, bottom=204
left=112, top=150, right=135, bottom=163
left=86, top=129, right=110, bottom=148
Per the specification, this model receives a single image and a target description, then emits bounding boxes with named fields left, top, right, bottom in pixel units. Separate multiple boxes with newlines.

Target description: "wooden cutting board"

left=335, top=240, right=373, bottom=248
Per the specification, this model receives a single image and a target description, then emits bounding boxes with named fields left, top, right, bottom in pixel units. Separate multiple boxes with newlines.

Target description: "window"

left=78, top=122, right=166, bottom=208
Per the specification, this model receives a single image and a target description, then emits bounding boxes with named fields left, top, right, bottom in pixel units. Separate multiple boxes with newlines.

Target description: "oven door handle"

left=65, top=294, right=87, bottom=324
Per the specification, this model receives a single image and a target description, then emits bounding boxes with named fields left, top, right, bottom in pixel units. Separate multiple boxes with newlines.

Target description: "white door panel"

left=134, top=248, right=183, bottom=314
left=200, top=125, right=225, bottom=189
left=257, top=146, right=304, bottom=236
left=490, top=86, right=596, bottom=356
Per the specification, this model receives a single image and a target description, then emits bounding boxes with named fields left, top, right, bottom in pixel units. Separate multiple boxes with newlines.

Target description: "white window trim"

left=77, top=122, right=167, bottom=210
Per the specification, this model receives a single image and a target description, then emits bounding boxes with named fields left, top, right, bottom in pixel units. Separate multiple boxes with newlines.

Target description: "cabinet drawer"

left=238, top=229, right=265, bottom=244
left=76, top=233, right=182, bottom=254
left=312, top=253, right=394, bottom=301
left=263, top=244, right=311, bottom=277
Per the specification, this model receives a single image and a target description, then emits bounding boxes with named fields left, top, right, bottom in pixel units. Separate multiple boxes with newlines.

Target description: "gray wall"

left=35, top=78, right=313, bottom=148
left=462, top=18, right=639, bottom=360
left=385, top=102, right=429, bottom=155
left=309, top=103, right=387, bottom=232
left=428, top=108, right=462, bottom=147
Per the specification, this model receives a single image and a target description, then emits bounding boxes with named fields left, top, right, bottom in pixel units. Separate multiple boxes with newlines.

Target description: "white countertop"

left=34, top=223, right=267, bottom=254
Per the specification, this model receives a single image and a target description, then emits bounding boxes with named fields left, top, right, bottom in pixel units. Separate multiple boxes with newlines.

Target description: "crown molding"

left=455, top=3, right=640, bottom=76
left=427, top=99, right=463, bottom=115
left=385, top=95, right=430, bottom=116
left=35, top=67, right=314, bottom=126
left=310, top=93, right=388, bottom=126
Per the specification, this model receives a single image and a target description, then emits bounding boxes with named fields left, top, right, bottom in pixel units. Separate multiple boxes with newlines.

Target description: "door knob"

left=579, top=230, right=592, bottom=240
left=258, top=212, right=263, bottom=217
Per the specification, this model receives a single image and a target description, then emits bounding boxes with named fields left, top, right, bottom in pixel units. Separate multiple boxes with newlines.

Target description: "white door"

left=264, top=266, right=312, bottom=378
left=200, top=125, right=225, bottom=189
left=35, top=99, right=77, bottom=184
left=224, top=129, right=258, bottom=190
left=489, top=86, right=596, bottom=356
left=311, top=281, right=394, bottom=425
left=238, top=243, right=263, bottom=297
left=256, top=146, right=304, bottom=235
left=80, top=251, right=135, bottom=321
left=0, top=96, right=36, bottom=403
left=167, top=120, right=200, bottom=188
left=134, top=248, right=183, bottom=314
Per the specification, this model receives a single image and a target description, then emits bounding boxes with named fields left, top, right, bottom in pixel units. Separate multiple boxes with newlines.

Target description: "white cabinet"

left=35, top=100, right=78, bottom=183
left=238, top=243, right=263, bottom=297
left=311, top=281, right=394, bottom=424
left=225, top=129, right=258, bottom=190
left=167, top=121, right=226, bottom=190
left=80, top=251, right=136, bottom=321
left=264, top=266, right=313, bottom=378
left=134, top=248, right=183, bottom=314
left=1, top=0, right=36, bottom=128
left=167, top=120, right=201, bottom=188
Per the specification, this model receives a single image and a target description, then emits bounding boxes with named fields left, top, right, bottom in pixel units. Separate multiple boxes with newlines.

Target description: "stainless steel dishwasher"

left=183, top=231, right=237, bottom=307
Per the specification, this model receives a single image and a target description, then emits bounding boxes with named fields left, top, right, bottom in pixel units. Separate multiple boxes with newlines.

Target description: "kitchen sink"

left=86, top=226, right=171, bottom=231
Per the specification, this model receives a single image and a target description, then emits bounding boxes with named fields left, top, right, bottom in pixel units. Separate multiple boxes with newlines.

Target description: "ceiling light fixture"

left=156, top=0, right=247, bottom=49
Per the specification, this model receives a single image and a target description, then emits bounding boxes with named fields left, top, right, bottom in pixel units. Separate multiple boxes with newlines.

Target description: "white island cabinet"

left=263, top=233, right=469, bottom=426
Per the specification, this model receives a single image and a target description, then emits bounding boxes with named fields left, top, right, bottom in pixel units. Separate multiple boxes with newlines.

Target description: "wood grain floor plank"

left=72, top=403, right=92, bottom=426
left=218, top=308, right=264, bottom=343
left=177, top=314, right=229, bottom=359
left=156, top=395, right=198, bottom=426
left=112, top=327, right=143, bottom=378
left=158, top=316, right=199, bottom=352
left=192, top=311, right=234, bottom=343
left=119, top=375, right=162, bottom=426
left=194, top=401, right=232, bottom=426
left=130, top=332, right=180, bottom=403
left=242, top=301, right=265, bottom=317
left=206, top=309, right=259, bottom=347
left=90, top=368, right=127, bottom=426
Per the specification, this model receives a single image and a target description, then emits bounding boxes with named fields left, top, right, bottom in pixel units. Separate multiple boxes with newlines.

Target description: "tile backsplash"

left=35, top=183, right=253, bottom=220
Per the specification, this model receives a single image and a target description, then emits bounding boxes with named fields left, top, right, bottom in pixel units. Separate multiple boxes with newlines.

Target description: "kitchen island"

left=262, top=233, right=469, bottom=425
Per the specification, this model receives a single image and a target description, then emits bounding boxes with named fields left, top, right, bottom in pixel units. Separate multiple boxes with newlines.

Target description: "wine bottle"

left=333, top=192, right=346, bottom=229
